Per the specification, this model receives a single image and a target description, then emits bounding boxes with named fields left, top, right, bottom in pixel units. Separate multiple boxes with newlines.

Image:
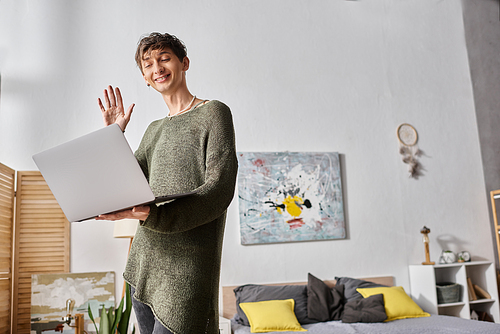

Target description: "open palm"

left=98, top=85, right=135, bottom=131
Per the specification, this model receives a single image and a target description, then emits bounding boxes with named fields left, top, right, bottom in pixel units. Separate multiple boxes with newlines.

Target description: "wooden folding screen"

left=10, top=171, right=70, bottom=334
left=0, top=163, right=15, bottom=334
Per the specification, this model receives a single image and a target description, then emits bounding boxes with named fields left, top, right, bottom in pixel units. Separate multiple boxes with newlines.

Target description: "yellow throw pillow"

left=239, top=299, right=307, bottom=333
left=356, top=286, right=430, bottom=322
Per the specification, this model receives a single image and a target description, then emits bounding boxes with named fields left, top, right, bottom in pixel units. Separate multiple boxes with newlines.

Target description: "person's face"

left=141, top=48, right=189, bottom=95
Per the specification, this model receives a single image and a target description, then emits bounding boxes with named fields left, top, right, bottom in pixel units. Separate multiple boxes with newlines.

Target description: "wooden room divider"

left=0, top=162, right=70, bottom=334
left=0, top=163, right=15, bottom=334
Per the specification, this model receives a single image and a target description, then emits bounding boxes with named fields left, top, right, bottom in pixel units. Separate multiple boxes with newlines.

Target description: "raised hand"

left=98, top=85, right=135, bottom=132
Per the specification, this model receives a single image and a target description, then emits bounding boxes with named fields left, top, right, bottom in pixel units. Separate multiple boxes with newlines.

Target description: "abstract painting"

left=31, top=272, right=115, bottom=334
left=237, top=152, right=345, bottom=245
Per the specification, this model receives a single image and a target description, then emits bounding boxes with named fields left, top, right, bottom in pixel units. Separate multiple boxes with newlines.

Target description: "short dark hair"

left=135, top=32, right=187, bottom=73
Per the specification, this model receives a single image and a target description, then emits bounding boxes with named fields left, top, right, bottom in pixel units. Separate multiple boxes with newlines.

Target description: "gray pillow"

left=342, top=294, right=387, bottom=323
left=335, top=277, right=387, bottom=302
left=307, top=273, right=344, bottom=322
left=234, top=284, right=316, bottom=325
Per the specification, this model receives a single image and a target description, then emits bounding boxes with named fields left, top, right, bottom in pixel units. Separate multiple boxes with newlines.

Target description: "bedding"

left=307, top=273, right=344, bottom=322
left=335, top=276, right=388, bottom=301
left=227, top=275, right=500, bottom=333
left=239, top=299, right=307, bottom=332
left=357, top=286, right=430, bottom=321
left=231, top=314, right=500, bottom=334
left=341, top=294, right=387, bottom=323
left=234, top=284, right=315, bottom=325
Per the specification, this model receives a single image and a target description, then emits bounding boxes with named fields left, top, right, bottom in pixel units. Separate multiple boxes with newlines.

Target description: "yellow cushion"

left=356, top=286, right=430, bottom=322
left=239, top=299, right=307, bottom=333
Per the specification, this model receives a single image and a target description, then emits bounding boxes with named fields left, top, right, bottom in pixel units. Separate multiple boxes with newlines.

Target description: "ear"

left=143, top=75, right=149, bottom=86
left=182, top=56, right=190, bottom=71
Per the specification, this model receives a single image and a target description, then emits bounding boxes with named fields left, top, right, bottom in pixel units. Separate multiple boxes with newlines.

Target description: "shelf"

left=409, top=261, right=499, bottom=322
left=470, top=299, right=495, bottom=305
left=432, top=261, right=492, bottom=268
left=438, top=302, right=465, bottom=308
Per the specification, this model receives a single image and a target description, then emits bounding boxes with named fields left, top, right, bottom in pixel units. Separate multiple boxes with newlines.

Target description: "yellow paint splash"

left=282, top=195, right=304, bottom=218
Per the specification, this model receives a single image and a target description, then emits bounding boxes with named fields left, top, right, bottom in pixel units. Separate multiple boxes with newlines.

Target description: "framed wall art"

left=237, top=152, right=345, bottom=245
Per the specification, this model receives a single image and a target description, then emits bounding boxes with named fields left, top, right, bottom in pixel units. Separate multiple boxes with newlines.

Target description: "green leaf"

left=99, top=306, right=111, bottom=334
left=113, top=297, right=124, bottom=332
left=108, top=306, right=116, bottom=332
left=118, top=283, right=132, bottom=334
left=88, top=304, right=99, bottom=334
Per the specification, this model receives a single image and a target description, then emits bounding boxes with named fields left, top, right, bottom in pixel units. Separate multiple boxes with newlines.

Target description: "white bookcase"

left=408, top=261, right=499, bottom=322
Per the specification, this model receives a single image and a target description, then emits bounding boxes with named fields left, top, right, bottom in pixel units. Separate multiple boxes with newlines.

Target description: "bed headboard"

left=221, top=276, right=394, bottom=320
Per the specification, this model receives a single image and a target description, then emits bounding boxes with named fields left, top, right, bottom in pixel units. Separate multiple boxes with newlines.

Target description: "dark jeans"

left=130, top=286, right=174, bottom=334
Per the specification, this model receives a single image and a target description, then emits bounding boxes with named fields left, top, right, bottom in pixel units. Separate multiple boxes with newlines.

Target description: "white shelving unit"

left=219, top=316, right=231, bottom=334
left=409, top=261, right=499, bottom=322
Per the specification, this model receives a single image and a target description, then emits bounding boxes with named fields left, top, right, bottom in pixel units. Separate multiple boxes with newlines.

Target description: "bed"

left=222, top=275, right=500, bottom=333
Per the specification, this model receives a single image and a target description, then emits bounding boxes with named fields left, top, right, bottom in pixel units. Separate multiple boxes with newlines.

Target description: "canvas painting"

left=31, top=271, right=115, bottom=334
left=237, top=152, right=345, bottom=245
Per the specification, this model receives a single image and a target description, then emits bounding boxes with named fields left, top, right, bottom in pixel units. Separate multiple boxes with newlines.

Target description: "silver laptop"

left=32, top=123, right=197, bottom=222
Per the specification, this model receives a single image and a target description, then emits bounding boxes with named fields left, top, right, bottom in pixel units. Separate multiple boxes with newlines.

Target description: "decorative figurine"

left=421, top=226, right=435, bottom=265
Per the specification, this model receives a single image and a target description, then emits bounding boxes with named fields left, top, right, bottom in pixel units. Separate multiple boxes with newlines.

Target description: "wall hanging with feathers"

left=397, top=123, right=423, bottom=178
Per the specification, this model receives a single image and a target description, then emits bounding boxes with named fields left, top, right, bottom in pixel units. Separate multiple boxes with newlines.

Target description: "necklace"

left=168, top=95, right=196, bottom=118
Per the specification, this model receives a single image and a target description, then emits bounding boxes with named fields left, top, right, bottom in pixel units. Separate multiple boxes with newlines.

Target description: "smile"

left=155, top=74, right=170, bottom=83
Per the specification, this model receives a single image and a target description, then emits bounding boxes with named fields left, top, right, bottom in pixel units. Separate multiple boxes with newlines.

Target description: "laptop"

left=32, top=123, right=197, bottom=222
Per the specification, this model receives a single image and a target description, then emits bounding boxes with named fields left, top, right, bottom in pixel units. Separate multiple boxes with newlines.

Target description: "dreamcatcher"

left=397, top=123, right=422, bottom=178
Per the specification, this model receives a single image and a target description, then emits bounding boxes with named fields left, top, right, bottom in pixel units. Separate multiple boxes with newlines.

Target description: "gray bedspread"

left=231, top=314, right=500, bottom=333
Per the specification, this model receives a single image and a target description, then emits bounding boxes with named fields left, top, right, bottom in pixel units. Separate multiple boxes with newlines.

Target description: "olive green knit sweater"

left=124, top=100, right=238, bottom=334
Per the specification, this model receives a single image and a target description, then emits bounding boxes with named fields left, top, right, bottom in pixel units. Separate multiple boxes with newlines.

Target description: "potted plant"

left=88, top=283, right=135, bottom=334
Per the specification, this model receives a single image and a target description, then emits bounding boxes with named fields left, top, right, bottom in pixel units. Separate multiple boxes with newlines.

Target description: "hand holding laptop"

left=96, top=85, right=147, bottom=222
left=96, top=205, right=150, bottom=221
left=98, top=85, right=135, bottom=132
left=32, top=123, right=198, bottom=222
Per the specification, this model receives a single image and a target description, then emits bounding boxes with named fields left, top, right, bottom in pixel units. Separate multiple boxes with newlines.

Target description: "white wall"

left=462, top=0, right=500, bottom=267
left=0, top=0, right=494, bottom=304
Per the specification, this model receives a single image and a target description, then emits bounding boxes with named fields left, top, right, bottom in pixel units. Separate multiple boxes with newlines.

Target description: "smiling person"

left=96, top=32, right=238, bottom=334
